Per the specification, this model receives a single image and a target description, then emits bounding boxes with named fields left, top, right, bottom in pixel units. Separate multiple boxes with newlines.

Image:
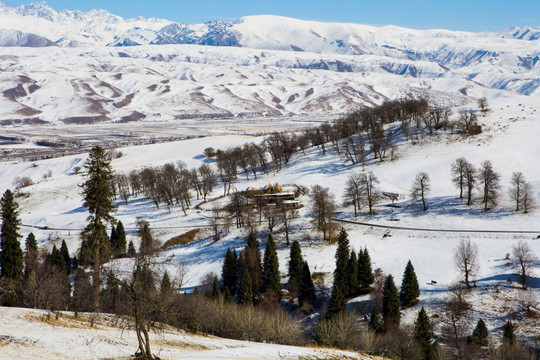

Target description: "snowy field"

left=0, top=306, right=374, bottom=360
left=0, top=94, right=539, bottom=353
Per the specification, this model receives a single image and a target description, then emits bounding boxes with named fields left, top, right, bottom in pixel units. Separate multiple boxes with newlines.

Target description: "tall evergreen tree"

left=222, top=247, right=238, bottom=295
left=358, top=247, right=374, bottom=289
left=369, top=305, right=383, bottom=333
left=246, top=231, right=258, bottom=248
left=81, top=145, right=116, bottom=312
left=415, top=307, right=435, bottom=360
left=60, top=240, right=71, bottom=273
left=127, top=240, right=136, bottom=257
left=237, top=270, right=253, bottom=305
left=297, top=261, right=316, bottom=311
left=101, top=271, right=120, bottom=314
left=109, top=226, right=118, bottom=254
left=502, top=321, right=515, bottom=346
left=382, top=274, right=400, bottom=328
left=0, top=189, right=23, bottom=281
left=138, top=221, right=153, bottom=255
left=24, top=233, right=38, bottom=280
left=241, top=233, right=262, bottom=295
left=48, top=245, right=66, bottom=271
left=468, top=318, right=488, bottom=346
left=211, top=276, right=221, bottom=299
left=263, top=234, right=281, bottom=298
left=334, top=228, right=350, bottom=296
left=160, top=271, right=172, bottom=298
left=73, top=268, right=94, bottom=313
left=115, top=221, right=127, bottom=257
left=400, top=260, right=420, bottom=306
left=347, top=250, right=359, bottom=296
left=288, top=240, right=303, bottom=292
left=326, top=283, right=347, bottom=319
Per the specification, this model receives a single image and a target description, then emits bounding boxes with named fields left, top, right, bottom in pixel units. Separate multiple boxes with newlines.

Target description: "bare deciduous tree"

left=310, top=185, right=337, bottom=241
left=454, top=239, right=479, bottom=289
left=411, top=172, right=431, bottom=211
left=463, top=161, right=476, bottom=205
left=512, top=240, right=536, bottom=290
left=451, top=157, right=469, bottom=200
left=509, top=172, right=535, bottom=213
left=478, top=160, right=500, bottom=211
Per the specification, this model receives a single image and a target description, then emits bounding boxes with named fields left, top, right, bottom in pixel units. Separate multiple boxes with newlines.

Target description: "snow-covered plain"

left=1, top=95, right=539, bottom=350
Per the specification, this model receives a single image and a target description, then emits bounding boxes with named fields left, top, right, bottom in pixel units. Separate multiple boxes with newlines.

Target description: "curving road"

left=335, top=218, right=540, bottom=235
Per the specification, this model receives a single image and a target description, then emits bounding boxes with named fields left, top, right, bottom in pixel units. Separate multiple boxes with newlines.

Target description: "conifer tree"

left=60, top=240, right=71, bottom=273
left=81, top=145, right=116, bottom=312
left=127, top=240, right=136, bottom=257
left=160, top=272, right=172, bottom=298
left=224, top=287, right=233, bottom=303
left=109, top=226, right=117, bottom=254
left=369, top=305, right=383, bottom=333
left=0, top=189, right=23, bottom=281
left=237, top=271, right=253, bottom=305
left=73, top=268, right=94, bottom=313
left=48, top=245, right=66, bottom=271
left=468, top=318, right=488, bottom=346
left=297, top=261, right=316, bottom=311
left=415, top=307, right=435, bottom=360
left=24, top=233, right=38, bottom=280
left=334, top=228, right=350, bottom=296
left=288, top=240, right=303, bottom=291
left=502, top=321, right=515, bottom=346
left=115, top=221, right=127, bottom=257
left=138, top=221, right=153, bottom=255
left=211, top=277, right=221, bottom=299
left=358, top=247, right=374, bottom=289
left=326, top=283, right=347, bottom=319
left=263, top=234, right=281, bottom=298
left=222, top=247, right=238, bottom=295
left=400, top=260, right=420, bottom=306
left=242, top=233, right=262, bottom=295
left=101, top=271, right=120, bottom=314
left=246, top=231, right=258, bottom=248
left=347, top=250, right=359, bottom=296
left=382, top=274, right=400, bottom=328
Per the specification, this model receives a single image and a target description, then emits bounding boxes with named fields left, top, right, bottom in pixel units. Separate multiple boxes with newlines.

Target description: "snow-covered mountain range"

left=1, top=2, right=540, bottom=124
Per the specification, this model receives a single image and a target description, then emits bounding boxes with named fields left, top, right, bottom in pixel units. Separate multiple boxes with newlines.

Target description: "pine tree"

left=297, top=261, right=316, bottom=311
left=382, top=274, right=400, bottom=328
left=211, top=277, right=221, bottom=299
left=101, top=271, right=120, bottom=314
left=48, top=245, right=66, bottom=271
left=263, top=234, right=281, bottom=298
left=468, top=318, right=488, bottom=346
left=246, top=231, right=258, bottom=248
left=502, top=321, right=515, bottom=346
left=347, top=250, right=359, bottom=296
left=334, top=228, right=350, bottom=296
left=326, top=283, right=347, bottom=319
left=73, top=268, right=94, bottom=313
left=24, top=233, right=38, bottom=280
left=115, top=221, right=126, bottom=257
left=358, top=247, right=374, bottom=289
left=60, top=240, right=71, bottom=273
left=0, top=189, right=23, bottom=281
left=127, top=240, right=136, bottom=257
left=237, top=271, right=253, bottom=305
left=369, top=305, right=383, bottom=333
left=415, top=307, right=435, bottom=360
left=109, top=226, right=118, bottom=254
left=81, top=145, right=116, bottom=312
left=138, top=221, right=153, bottom=255
left=222, top=247, right=238, bottom=295
left=160, top=272, right=172, bottom=298
left=400, top=260, right=420, bottom=306
left=288, top=240, right=303, bottom=291
left=224, top=287, right=233, bottom=303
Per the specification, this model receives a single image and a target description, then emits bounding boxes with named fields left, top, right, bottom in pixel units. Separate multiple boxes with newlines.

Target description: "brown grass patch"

left=162, top=229, right=200, bottom=250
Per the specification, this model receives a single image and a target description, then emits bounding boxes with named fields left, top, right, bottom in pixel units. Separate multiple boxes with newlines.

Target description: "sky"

left=3, top=0, right=540, bottom=32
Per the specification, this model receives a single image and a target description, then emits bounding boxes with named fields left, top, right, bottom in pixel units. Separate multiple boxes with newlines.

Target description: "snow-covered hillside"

left=1, top=95, right=539, bottom=342
left=0, top=306, right=372, bottom=360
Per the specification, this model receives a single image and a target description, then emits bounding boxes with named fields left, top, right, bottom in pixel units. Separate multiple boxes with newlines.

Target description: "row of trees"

left=451, top=158, right=535, bottom=212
